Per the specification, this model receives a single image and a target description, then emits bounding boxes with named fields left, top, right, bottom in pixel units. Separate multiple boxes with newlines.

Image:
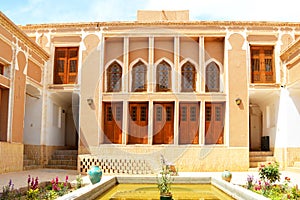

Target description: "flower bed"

left=245, top=162, right=300, bottom=200
left=0, top=174, right=84, bottom=200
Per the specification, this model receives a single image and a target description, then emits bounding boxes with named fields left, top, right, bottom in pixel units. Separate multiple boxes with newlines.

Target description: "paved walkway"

left=0, top=168, right=300, bottom=191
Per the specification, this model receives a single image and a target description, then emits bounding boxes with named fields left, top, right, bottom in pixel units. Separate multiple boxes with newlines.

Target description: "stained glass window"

left=181, top=62, right=196, bottom=92
left=132, top=61, right=147, bottom=92
left=107, top=62, right=122, bottom=92
left=206, top=62, right=220, bottom=92
left=157, top=61, right=171, bottom=91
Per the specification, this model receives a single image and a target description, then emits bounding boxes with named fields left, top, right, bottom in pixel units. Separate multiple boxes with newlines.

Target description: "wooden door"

left=128, top=103, right=148, bottom=144
left=103, top=102, right=122, bottom=144
left=205, top=102, right=225, bottom=144
left=179, top=102, right=199, bottom=144
left=153, top=102, right=174, bottom=144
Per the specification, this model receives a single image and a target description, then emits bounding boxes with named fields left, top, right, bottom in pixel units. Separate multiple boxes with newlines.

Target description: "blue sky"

left=1, top=0, right=299, bottom=25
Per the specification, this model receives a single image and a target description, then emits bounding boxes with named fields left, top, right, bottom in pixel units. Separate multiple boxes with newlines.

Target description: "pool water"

left=96, top=184, right=235, bottom=199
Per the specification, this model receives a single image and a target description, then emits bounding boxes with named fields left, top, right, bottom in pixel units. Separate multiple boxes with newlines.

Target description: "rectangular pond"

left=59, top=175, right=267, bottom=200
left=96, top=183, right=235, bottom=199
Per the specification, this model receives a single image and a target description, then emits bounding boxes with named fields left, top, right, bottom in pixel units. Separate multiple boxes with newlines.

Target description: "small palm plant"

left=157, top=155, right=173, bottom=200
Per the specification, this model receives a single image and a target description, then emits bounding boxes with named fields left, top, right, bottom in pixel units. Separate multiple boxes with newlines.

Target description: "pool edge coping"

left=57, top=175, right=268, bottom=200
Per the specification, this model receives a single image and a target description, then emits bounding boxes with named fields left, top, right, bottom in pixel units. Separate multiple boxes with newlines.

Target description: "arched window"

left=181, top=62, right=196, bottom=92
left=156, top=61, right=171, bottom=91
left=205, top=62, right=220, bottom=92
left=107, top=62, right=122, bottom=92
left=132, top=61, right=147, bottom=92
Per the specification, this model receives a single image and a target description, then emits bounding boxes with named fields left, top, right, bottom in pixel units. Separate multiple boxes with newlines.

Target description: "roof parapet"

left=137, top=10, right=189, bottom=22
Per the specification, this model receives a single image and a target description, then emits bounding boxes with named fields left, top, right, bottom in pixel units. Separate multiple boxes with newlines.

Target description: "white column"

left=148, top=100, right=153, bottom=145
left=149, top=36, right=154, bottom=93
left=199, top=36, right=205, bottom=93
left=122, top=100, right=128, bottom=145
left=123, top=37, right=129, bottom=93
left=174, top=101, right=179, bottom=145
left=174, top=36, right=180, bottom=93
left=200, top=101, right=206, bottom=145
left=97, top=28, right=105, bottom=145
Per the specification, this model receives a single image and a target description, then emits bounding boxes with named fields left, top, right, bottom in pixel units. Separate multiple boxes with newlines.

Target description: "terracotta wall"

left=129, top=37, right=148, bottom=64
left=80, top=34, right=101, bottom=150
left=104, top=37, right=123, bottom=66
left=154, top=37, right=174, bottom=63
left=11, top=52, right=27, bottom=143
left=227, top=33, right=249, bottom=147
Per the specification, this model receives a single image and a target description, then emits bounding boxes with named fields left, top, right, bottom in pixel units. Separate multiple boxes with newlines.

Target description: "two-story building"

left=1, top=10, right=300, bottom=174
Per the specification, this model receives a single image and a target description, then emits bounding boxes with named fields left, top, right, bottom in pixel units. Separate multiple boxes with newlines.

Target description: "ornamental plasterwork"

left=0, top=12, right=48, bottom=61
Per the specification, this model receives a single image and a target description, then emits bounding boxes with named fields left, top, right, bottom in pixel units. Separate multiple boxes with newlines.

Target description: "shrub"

left=76, top=174, right=83, bottom=189
left=259, top=162, right=281, bottom=184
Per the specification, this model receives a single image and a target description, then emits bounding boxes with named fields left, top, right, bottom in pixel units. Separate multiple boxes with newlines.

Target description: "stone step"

left=23, top=159, right=37, bottom=166
left=54, top=150, right=78, bottom=155
left=45, top=165, right=77, bottom=170
left=52, top=154, right=77, bottom=160
left=249, top=156, right=276, bottom=162
left=249, top=151, right=273, bottom=157
left=48, top=160, right=77, bottom=166
left=24, top=165, right=42, bottom=170
left=46, top=149, right=78, bottom=170
left=249, top=161, right=274, bottom=168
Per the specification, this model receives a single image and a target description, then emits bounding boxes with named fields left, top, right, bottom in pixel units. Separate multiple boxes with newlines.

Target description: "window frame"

left=181, top=62, right=196, bottom=92
left=131, top=61, right=147, bottom=92
left=250, top=45, right=275, bottom=83
left=53, top=47, right=79, bottom=84
left=106, top=62, right=122, bottom=92
left=205, top=62, right=220, bottom=92
left=156, top=61, right=172, bottom=92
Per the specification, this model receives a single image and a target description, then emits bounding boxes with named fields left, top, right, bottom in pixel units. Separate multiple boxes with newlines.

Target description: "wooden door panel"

left=205, top=102, right=224, bottom=145
left=153, top=103, right=174, bottom=144
left=179, top=102, right=199, bottom=144
left=103, top=102, right=122, bottom=144
left=128, top=103, right=148, bottom=144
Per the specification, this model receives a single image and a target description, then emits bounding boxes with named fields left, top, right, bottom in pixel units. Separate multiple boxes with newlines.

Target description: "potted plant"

left=157, top=155, right=173, bottom=200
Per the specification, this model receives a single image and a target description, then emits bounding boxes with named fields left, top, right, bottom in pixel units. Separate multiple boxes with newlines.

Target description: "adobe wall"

left=0, top=142, right=23, bottom=173
left=0, top=12, right=48, bottom=173
left=227, top=33, right=249, bottom=147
